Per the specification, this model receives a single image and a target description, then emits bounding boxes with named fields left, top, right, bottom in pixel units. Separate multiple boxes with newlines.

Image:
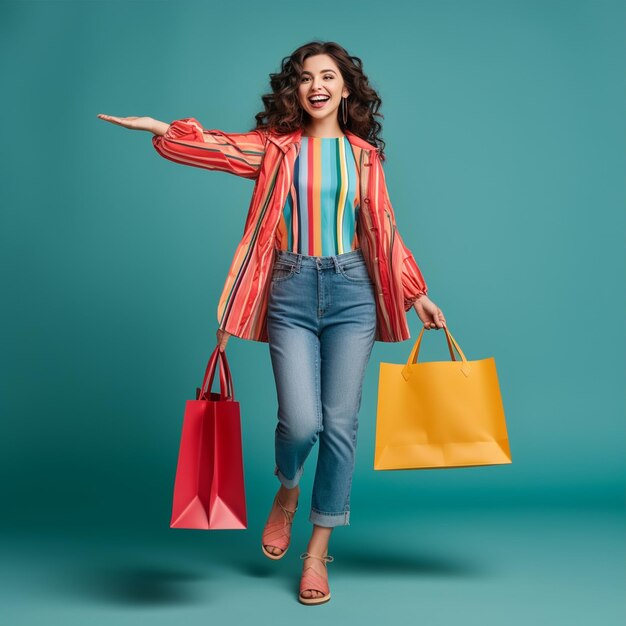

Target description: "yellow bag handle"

left=401, top=326, right=471, bottom=381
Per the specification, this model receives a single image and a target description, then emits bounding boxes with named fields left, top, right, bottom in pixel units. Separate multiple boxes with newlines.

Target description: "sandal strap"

left=262, top=495, right=298, bottom=550
left=300, top=551, right=334, bottom=564
left=262, top=521, right=290, bottom=545
left=299, top=553, right=333, bottom=597
left=300, top=569, right=330, bottom=597
left=276, top=496, right=298, bottom=519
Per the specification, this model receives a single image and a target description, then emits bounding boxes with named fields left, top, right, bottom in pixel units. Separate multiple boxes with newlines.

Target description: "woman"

left=98, top=40, right=446, bottom=606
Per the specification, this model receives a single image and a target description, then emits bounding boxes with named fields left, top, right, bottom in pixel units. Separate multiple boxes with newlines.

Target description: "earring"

left=341, top=97, right=348, bottom=125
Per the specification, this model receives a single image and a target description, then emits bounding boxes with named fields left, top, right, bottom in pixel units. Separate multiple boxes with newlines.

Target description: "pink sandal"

left=261, top=494, right=298, bottom=560
left=299, top=552, right=335, bottom=605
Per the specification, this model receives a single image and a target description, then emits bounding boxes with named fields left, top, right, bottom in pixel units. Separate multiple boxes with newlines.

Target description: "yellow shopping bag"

left=374, top=325, right=512, bottom=470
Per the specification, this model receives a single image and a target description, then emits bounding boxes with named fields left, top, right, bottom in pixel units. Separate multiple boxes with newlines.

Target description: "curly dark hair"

left=252, top=40, right=387, bottom=160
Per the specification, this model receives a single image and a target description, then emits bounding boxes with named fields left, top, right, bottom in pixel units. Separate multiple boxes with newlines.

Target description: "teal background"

left=1, top=0, right=624, bottom=624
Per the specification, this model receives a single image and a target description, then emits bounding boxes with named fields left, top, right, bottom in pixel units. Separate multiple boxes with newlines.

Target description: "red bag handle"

left=217, top=348, right=234, bottom=398
left=196, top=345, right=235, bottom=401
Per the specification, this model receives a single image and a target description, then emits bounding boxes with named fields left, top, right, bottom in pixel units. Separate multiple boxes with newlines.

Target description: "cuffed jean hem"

left=274, top=464, right=304, bottom=489
left=309, top=508, right=350, bottom=527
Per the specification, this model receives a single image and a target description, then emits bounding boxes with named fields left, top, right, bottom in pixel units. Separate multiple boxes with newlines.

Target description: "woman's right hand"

left=97, top=114, right=168, bottom=135
left=216, top=328, right=231, bottom=352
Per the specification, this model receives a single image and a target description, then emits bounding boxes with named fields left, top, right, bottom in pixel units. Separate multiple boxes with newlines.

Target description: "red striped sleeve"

left=152, top=117, right=267, bottom=180
left=394, top=228, right=429, bottom=310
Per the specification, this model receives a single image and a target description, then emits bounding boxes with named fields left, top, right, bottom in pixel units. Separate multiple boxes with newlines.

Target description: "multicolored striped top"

left=275, top=135, right=360, bottom=255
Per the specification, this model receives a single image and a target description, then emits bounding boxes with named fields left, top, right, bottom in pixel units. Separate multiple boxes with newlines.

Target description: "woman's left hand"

left=413, top=296, right=447, bottom=330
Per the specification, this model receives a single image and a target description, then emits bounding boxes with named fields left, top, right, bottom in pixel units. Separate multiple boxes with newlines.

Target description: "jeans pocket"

left=271, top=261, right=297, bottom=282
left=339, top=261, right=372, bottom=283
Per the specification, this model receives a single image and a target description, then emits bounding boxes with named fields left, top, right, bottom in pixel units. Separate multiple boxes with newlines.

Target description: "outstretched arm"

left=97, top=113, right=267, bottom=180
left=152, top=117, right=267, bottom=180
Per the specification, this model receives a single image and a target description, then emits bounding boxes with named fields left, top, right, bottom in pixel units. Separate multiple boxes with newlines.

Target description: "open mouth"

left=308, top=95, right=330, bottom=109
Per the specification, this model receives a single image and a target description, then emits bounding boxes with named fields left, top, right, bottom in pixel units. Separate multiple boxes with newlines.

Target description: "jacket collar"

left=266, top=127, right=377, bottom=153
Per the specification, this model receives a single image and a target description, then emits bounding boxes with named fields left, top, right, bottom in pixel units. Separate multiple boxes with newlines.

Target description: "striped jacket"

left=152, top=118, right=428, bottom=343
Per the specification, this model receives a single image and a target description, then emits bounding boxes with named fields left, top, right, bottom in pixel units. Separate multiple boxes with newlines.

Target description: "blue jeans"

left=267, top=247, right=377, bottom=527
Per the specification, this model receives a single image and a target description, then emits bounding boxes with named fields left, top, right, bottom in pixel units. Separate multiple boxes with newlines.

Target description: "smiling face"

left=297, top=54, right=350, bottom=130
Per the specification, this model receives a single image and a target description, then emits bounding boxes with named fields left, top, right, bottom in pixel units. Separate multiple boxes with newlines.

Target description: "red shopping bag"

left=170, top=345, right=247, bottom=530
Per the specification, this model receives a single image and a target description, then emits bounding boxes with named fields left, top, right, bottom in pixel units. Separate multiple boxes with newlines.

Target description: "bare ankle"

left=278, top=484, right=300, bottom=502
